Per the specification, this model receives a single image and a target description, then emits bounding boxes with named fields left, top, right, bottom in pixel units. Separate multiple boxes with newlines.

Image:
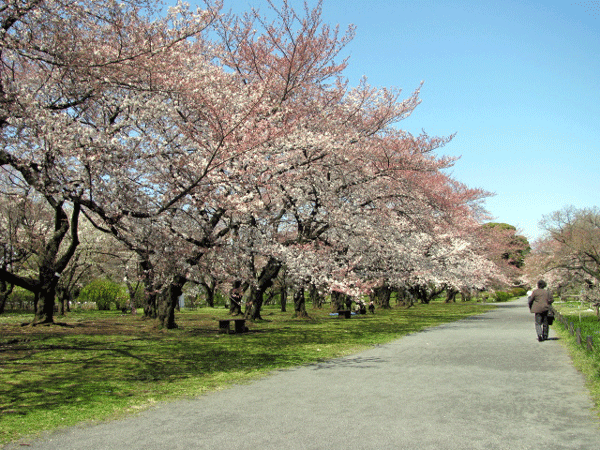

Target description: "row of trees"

left=0, top=0, right=523, bottom=327
left=525, top=206, right=600, bottom=317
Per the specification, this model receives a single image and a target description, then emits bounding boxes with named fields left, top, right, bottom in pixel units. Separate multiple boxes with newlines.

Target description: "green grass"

left=552, top=301, right=600, bottom=416
left=0, top=301, right=494, bottom=446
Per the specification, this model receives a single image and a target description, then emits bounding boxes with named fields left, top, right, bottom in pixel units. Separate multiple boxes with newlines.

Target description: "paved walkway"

left=7, top=297, right=600, bottom=450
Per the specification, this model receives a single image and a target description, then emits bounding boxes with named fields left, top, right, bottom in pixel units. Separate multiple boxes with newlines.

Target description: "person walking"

left=528, top=279, right=554, bottom=341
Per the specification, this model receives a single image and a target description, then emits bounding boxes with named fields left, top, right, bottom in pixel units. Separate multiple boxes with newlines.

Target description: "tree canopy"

left=525, top=206, right=600, bottom=308
left=0, top=0, right=514, bottom=326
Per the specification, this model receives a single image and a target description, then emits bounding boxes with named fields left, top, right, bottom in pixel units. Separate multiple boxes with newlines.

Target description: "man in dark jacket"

left=528, top=280, right=554, bottom=341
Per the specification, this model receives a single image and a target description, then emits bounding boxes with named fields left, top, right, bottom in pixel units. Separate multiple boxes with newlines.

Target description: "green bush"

left=509, top=287, right=527, bottom=297
left=213, top=291, right=227, bottom=307
left=495, top=291, right=511, bottom=302
left=7, top=286, right=36, bottom=310
left=127, top=284, right=145, bottom=309
left=78, top=279, right=128, bottom=311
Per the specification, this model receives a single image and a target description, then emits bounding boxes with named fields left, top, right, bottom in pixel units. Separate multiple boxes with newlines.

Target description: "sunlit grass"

left=0, top=301, right=494, bottom=445
left=552, top=302, right=600, bottom=417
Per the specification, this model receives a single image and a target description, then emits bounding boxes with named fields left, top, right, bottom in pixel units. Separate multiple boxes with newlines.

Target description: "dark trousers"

left=535, top=312, right=549, bottom=340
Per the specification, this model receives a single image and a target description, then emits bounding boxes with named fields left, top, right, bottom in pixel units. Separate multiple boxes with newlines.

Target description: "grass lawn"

left=0, top=300, right=494, bottom=445
left=552, top=301, right=600, bottom=417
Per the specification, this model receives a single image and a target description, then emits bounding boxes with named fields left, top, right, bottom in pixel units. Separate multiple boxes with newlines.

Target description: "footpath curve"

left=7, top=297, right=600, bottom=450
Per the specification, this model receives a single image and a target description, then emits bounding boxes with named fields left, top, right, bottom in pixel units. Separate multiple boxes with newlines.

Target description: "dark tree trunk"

left=0, top=293, right=7, bottom=314
left=460, top=288, right=473, bottom=302
left=250, top=258, right=281, bottom=321
left=280, top=285, right=287, bottom=312
left=140, top=259, right=158, bottom=318
left=57, top=287, right=67, bottom=315
left=293, top=287, right=309, bottom=318
left=264, top=289, right=277, bottom=306
left=205, top=287, right=215, bottom=307
left=445, top=288, right=458, bottom=303
left=394, top=287, right=414, bottom=308
left=410, top=286, right=426, bottom=304
left=125, top=280, right=140, bottom=315
left=0, top=279, right=13, bottom=314
left=35, top=284, right=57, bottom=324
left=247, top=286, right=260, bottom=319
left=32, top=263, right=62, bottom=324
left=411, top=285, right=444, bottom=304
left=33, top=292, right=39, bottom=316
left=201, top=279, right=217, bottom=308
left=157, top=275, right=186, bottom=329
left=330, top=291, right=346, bottom=313
left=372, top=285, right=392, bottom=309
left=32, top=202, right=81, bottom=325
left=309, top=284, right=324, bottom=309
left=229, top=297, right=242, bottom=315
left=229, top=280, right=244, bottom=316
left=144, top=289, right=158, bottom=318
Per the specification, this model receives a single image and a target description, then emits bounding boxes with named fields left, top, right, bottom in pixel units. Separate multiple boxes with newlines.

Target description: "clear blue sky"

left=180, top=0, right=600, bottom=242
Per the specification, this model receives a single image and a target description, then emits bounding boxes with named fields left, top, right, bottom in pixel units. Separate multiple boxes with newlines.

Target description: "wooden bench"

left=218, top=318, right=247, bottom=334
left=337, top=310, right=351, bottom=318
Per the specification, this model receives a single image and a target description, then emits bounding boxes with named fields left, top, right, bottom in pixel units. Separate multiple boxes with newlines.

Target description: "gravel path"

left=7, top=297, right=600, bottom=450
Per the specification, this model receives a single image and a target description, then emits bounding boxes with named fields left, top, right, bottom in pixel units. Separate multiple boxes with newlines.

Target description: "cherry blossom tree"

left=1, top=0, right=506, bottom=328
left=206, top=1, right=502, bottom=319
left=0, top=169, right=56, bottom=314
left=0, top=0, right=220, bottom=323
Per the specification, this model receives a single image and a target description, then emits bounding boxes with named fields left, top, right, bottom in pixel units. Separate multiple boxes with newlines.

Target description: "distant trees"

left=480, top=222, right=530, bottom=285
left=525, top=206, right=600, bottom=316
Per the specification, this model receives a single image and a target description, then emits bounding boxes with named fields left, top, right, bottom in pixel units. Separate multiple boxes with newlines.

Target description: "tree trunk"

left=412, top=286, right=428, bottom=304
left=34, top=286, right=57, bottom=324
left=33, top=266, right=61, bottom=324
left=229, top=297, right=242, bottom=315
left=330, top=291, right=346, bottom=313
left=309, top=284, right=324, bottom=309
left=280, top=285, right=287, bottom=312
left=264, top=289, right=277, bottom=306
left=157, top=275, right=186, bottom=329
left=247, top=286, right=260, bottom=319
left=250, top=258, right=281, bottom=321
left=0, top=292, right=7, bottom=314
left=140, top=259, right=158, bottom=318
left=143, top=289, right=158, bottom=318
left=373, top=285, right=392, bottom=309
left=30, top=201, right=81, bottom=325
left=125, top=280, right=140, bottom=314
left=395, top=287, right=414, bottom=308
left=293, top=287, right=309, bottom=318
left=58, top=288, right=66, bottom=316
left=201, top=279, right=217, bottom=308
left=411, top=285, right=444, bottom=304
left=0, top=279, right=13, bottom=314
left=229, top=281, right=244, bottom=316
left=205, top=288, right=214, bottom=307
left=445, top=288, right=458, bottom=303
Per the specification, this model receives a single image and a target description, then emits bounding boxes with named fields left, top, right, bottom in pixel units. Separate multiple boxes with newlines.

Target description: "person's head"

left=537, top=280, right=547, bottom=289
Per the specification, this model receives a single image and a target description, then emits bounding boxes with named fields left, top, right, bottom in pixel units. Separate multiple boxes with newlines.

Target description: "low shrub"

left=78, top=279, right=128, bottom=311
left=509, top=287, right=527, bottom=297
left=495, top=291, right=511, bottom=302
left=6, top=286, right=35, bottom=311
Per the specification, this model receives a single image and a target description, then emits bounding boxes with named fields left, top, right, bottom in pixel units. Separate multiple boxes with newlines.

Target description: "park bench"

left=218, top=318, right=247, bottom=334
left=337, top=310, right=351, bottom=318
